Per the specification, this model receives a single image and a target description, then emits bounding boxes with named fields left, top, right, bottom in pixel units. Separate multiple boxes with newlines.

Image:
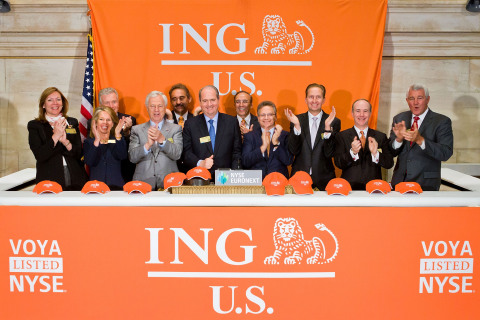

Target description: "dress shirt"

left=143, top=119, right=166, bottom=154
left=293, top=111, right=332, bottom=139
left=393, top=108, right=428, bottom=150
left=350, top=126, right=379, bottom=163
left=237, top=114, right=252, bottom=128
left=261, top=127, right=276, bottom=157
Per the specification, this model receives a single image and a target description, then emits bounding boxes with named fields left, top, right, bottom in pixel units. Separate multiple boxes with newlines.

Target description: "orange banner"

left=1, top=206, right=478, bottom=319
left=88, top=0, right=387, bottom=129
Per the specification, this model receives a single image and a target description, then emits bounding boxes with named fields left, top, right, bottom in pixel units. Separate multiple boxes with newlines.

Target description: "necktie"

left=241, top=119, right=246, bottom=127
left=266, top=131, right=271, bottom=157
left=360, top=131, right=366, bottom=149
left=311, top=116, right=318, bottom=148
left=178, top=116, right=184, bottom=128
left=410, top=116, right=420, bottom=146
left=208, top=119, right=216, bottom=151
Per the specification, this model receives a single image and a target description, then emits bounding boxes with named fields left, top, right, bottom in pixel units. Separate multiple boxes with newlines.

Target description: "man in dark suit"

left=242, top=101, right=293, bottom=179
left=168, top=83, right=193, bottom=173
left=334, top=99, right=394, bottom=190
left=168, top=83, right=193, bottom=128
left=182, top=85, right=242, bottom=175
left=390, top=84, right=453, bottom=191
left=87, top=87, right=137, bottom=182
left=234, top=91, right=260, bottom=139
left=285, top=83, right=341, bottom=190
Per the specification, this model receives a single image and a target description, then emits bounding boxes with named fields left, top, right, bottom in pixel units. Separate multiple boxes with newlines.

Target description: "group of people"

left=28, top=82, right=453, bottom=192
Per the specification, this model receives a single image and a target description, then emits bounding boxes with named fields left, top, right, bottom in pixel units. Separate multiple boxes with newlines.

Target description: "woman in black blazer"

left=83, top=106, right=128, bottom=190
left=28, top=87, right=87, bottom=190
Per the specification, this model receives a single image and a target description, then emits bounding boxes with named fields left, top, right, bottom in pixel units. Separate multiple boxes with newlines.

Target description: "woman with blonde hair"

left=28, top=87, right=87, bottom=190
left=83, top=106, right=128, bottom=189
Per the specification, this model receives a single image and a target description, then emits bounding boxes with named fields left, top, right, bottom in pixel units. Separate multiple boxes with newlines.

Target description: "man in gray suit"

left=390, top=84, right=453, bottom=191
left=129, top=91, right=183, bottom=190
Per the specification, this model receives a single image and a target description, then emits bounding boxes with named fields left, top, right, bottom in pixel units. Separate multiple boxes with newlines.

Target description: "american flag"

left=79, top=33, right=95, bottom=141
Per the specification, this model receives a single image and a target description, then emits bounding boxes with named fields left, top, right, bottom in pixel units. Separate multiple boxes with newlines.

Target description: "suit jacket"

left=87, top=111, right=137, bottom=182
left=128, top=121, right=183, bottom=189
left=334, top=127, right=394, bottom=190
left=172, top=112, right=192, bottom=173
left=242, top=126, right=293, bottom=179
left=172, top=112, right=193, bottom=125
left=288, top=111, right=341, bottom=190
left=83, top=136, right=128, bottom=190
left=183, top=113, right=242, bottom=175
left=389, top=109, right=453, bottom=191
left=238, top=114, right=260, bottom=132
left=28, top=117, right=88, bottom=190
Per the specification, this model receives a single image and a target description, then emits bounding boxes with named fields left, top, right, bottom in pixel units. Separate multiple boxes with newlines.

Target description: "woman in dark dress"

left=83, top=106, right=128, bottom=190
left=28, top=87, right=87, bottom=190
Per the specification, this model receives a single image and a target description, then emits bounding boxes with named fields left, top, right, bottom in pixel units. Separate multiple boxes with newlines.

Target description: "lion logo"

left=255, top=15, right=315, bottom=55
left=264, top=218, right=338, bottom=265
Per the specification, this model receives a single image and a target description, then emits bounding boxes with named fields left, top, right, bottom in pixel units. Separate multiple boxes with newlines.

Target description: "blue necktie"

left=208, top=119, right=216, bottom=151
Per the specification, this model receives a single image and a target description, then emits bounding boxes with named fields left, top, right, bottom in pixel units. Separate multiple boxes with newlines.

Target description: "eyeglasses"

left=258, top=113, right=275, bottom=118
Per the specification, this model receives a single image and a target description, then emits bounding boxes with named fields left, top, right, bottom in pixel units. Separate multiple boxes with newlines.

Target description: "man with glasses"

left=234, top=91, right=259, bottom=139
left=242, top=101, right=292, bottom=179
left=389, top=84, right=453, bottom=191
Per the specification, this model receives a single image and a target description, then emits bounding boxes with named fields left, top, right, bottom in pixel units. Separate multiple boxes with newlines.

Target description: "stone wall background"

left=1, top=0, right=479, bottom=177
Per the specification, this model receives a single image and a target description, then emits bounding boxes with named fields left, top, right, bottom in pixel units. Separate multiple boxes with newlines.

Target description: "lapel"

left=214, top=113, right=225, bottom=155
left=199, top=115, right=214, bottom=154
left=142, top=122, right=158, bottom=157
left=313, top=111, right=327, bottom=148
left=299, top=113, right=312, bottom=150
left=418, top=109, right=433, bottom=137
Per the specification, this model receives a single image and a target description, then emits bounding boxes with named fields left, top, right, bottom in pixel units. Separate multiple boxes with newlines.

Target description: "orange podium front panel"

left=1, top=206, right=478, bottom=319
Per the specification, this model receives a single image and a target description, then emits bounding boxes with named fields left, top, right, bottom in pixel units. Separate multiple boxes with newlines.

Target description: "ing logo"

left=264, top=218, right=338, bottom=265
left=255, top=15, right=315, bottom=55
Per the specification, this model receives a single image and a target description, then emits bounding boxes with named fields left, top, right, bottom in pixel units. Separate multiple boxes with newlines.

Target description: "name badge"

left=66, top=128, right=77, bottom=134
left=108, top=139, right=116, bottom=144
left=200, top=136, right=211, bottom=143
left=167, top=138, right=174, bottom=143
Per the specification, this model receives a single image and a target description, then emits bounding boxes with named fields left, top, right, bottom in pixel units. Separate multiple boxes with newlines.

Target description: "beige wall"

left=1, top=0, right=479, bottom=177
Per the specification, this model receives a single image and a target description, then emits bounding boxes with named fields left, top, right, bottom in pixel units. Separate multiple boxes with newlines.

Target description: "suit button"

left=155, top=160, right=157, bottom=163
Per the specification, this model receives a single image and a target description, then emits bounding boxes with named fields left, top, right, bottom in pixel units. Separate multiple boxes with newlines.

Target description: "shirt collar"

left=308, top=110, right=323, bottom=121
left=353, top=126, right=368, bottom=136
left=237, top=113, right=251, bottom=125
left=149, top=119, right=165, bottom=130
left=204, top=112, right=219, bottom=124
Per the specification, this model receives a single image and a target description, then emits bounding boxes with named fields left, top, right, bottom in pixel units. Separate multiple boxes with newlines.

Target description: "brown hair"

left=89, top=106, right=119, bottom=138
left=305, top=83, right=326, bottom=98
left=36, top=87, right=69, bottom=122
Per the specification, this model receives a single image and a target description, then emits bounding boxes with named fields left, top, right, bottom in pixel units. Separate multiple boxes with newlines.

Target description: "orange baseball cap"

left=395, top=181, right=423, bottom=194
left=81, top=180, right=110, bottom=194
left=164, top=172, right=187, bottom=190
left=186, top=167, right=211, bottom=180
left=326, top=178, right=352, bottom=196
left=366, top=179, right=391, bottom=194
left=288, top=171, right=313, bottom=195
left=123, top=180, right=152, bottom=194
left=262, top=172, right=288, bottom=196
left=33, top=180, right=63, bottom=194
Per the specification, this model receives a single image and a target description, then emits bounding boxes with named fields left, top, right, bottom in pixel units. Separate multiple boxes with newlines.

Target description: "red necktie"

left=410, top=116, right=419, bottom=146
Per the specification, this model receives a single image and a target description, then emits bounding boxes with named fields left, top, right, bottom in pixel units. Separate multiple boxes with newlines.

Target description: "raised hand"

left=392, top=120, right=406, bottom=143
left=368, top=136, right=378, bottom=155
left=351, top=135, right=361, bottom=155
left=284, top=108, right=300, bottom=131
left=325, top=106, right=336, bottom=130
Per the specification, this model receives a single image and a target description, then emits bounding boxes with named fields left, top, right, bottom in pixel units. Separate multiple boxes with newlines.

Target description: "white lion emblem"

left=264, top=218, right=338, bottom=265
left=255, top=15, right=315, bottom=55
